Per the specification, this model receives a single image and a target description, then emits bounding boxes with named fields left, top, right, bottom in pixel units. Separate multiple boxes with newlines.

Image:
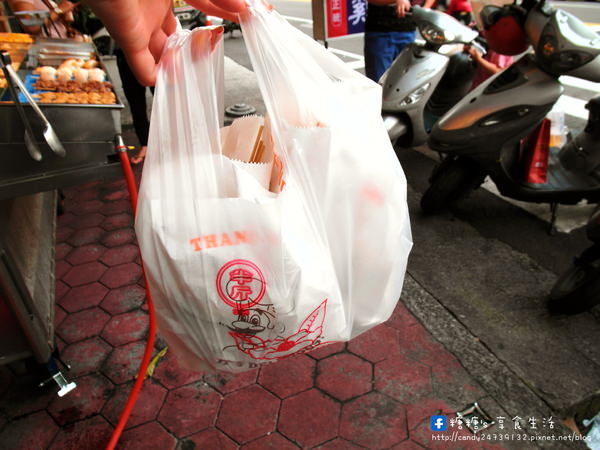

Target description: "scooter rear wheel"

left=548, top=254, right=600, bottom=315
left=421, top=157, right=484, bottom=214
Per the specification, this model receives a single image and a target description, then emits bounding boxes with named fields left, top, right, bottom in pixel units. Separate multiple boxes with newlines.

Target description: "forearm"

left=477, top=57, right=501, bottom=75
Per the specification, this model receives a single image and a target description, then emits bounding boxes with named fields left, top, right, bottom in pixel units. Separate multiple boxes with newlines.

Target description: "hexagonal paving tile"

left=151, top=349, right=203, bottom=390
left=55, top=280, right=70, bottom=301
left=72, top=199, right=104, bottom=215
left=102, top=379, right=167, bottom=428
left=316, top=353, right=372, bottom=401
left=103, top=189, right=128, bottom=201
left=55, top=242, right=73, bottom=260
left=348, top=324, right=402, bottom=363
left=158, top=382, right=221, bottom=438
left=100, top=244, right=139, bottom=266
left=118, top=422, right=178, bottom=450
left=374, top=354, right=433, bottom=404
left=57, top=307, right=110, bottom=344
left=61, top=337, right=112, bottom=377
left=48, top=414, right=113, bottom=450
left=101, top=228, right=136, bottom=248
left=181, top=428, right=238, bottom=450
left=205, top=369, right=258, bottom=395
left=69, top=212, right=105, bottom=230
left=56, top=226, right=74, bottom=243
left=67, top=227, right=106, bottom=247
left=62, top=261, right=107, bottom=287
left=100, top=262, right=143, bottom=289
left=314, top=438, right=365, bottom=449
left=48, top=373, right=114, bottom=426
left=242, top=432, right=299, bottom=449
left=307, top=342, right=345, bottom=360
left=65, top=244, right=107, bottom=266
left=101, top=310, right=149, bottom=347
left=278, top=388, right=340, bottom=448
left=55, top=305, right=67, bottom=327
left=102, top=341, right=146, bottom=384
left=102, top=212, right=132, bottom=231
left=385, top=301, right=421, bottom=331
left=55, top=260, right=72, bottom=279
left=56, top=336, right=67, bottom=353
left=106, top=178, right=126, bottom=189
left=57, top=212, right=75, bottom=227
left=258, top=354, right=315, bottom=399
left=0, top=411, right=58, bottom=449
left=339, top=391, right=407, bottom=448
left=58, top=282, right=108, bottom=312
left=100, top=284, right=146, bottom=315
left=101, top=200, right=131, bottom=216
left=216, top=385, right=279, bottom=444
left=397, top=323, right=456, bottom=369
left=72, top=186, right=100, bottom=201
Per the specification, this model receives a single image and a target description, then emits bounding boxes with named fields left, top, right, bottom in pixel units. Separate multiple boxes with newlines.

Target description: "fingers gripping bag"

left=136, top=15, right=411, bottom=373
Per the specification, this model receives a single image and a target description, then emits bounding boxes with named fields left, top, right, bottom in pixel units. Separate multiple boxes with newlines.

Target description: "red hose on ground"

left=106, top=147, right=156, bottom=450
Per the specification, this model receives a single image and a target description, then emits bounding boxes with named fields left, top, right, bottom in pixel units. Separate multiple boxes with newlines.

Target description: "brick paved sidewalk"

left=0, top=162, right=503, bottom=450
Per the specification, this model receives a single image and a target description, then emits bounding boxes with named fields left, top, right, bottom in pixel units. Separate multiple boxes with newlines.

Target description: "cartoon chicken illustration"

left=229, top=300, right=328, bottom=360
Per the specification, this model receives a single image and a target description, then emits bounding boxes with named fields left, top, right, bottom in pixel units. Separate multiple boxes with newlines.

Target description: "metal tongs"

left=0, top=50, right=66, bottom=161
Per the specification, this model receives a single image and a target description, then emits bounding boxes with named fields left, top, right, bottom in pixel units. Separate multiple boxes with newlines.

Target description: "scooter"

left=382, top=6, right=480, bottom=148
left=548, top=204, right=600, bottom=314
left=421, top=0, right=600, bottom=227
left=549, top=97, right=600, bottom=313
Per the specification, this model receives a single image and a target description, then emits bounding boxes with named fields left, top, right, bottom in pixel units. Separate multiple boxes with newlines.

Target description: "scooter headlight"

left=399, top=83, right=431, bottom=107
left=421, top=26, right=454, bottom=45
left=537, top=25, right=595, bottom=74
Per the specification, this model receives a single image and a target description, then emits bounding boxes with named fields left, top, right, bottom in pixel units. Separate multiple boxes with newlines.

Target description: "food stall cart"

left=0, top=31, right=124, bottom=396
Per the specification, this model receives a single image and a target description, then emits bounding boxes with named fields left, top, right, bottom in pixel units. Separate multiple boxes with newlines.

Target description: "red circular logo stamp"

left=216, top=259, right=266, bottom=312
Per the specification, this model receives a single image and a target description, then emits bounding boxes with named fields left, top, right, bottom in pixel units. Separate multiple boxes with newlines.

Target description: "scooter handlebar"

left=469, top=40, right=487, bottom=56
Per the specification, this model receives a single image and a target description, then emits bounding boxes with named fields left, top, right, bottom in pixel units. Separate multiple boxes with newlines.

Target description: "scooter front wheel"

left=548, top=249, right=600, bottom=315
left=420, top=157, right=485, bottom=214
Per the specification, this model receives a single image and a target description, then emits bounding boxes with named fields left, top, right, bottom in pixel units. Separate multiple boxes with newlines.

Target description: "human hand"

left=53, top=1, right=76, bottom=22
left=395, top=0, right=411, bottom=17
left=84, top=0, right=246, bottom=86
left=466, top=44, right=482, bottom=61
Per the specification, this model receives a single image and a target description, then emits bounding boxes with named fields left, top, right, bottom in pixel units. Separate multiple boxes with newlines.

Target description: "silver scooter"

left=382, top=6, right=480, bottom=147
left=422, top=0, right=600, bottom=224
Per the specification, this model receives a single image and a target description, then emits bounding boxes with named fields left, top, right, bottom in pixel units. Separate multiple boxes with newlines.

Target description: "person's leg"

left=364, top=32, right=398, bottom=82
left=116, top=49, right=150, bottom=163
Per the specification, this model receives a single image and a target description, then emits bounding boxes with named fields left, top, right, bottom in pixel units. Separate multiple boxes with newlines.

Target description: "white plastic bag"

left=135, top=8, right=412, bottom=373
